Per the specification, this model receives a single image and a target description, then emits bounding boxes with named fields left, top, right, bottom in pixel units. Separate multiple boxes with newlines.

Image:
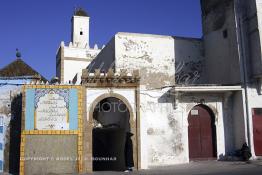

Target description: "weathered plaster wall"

left=114, top=33, right=212, bottom=167
left=90, top=32, right=208, bottom=168
left=115, top=32, right=175, bottom=89
left=139, top=88, right=186, bottom=167
left=167, top=90, right=247, bottom=161
left=114, top=33, right=187, bottom=167
left=64, top=46, right=100, bottom=59
left=202, top=0, right=242, bottom=85
left=91, top=33, right=205, bottom=87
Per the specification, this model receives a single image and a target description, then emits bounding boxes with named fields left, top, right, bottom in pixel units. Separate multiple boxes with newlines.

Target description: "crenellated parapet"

left=81, top=68, right=140, bottom=87
left=65, top=41, right=104, bottom=50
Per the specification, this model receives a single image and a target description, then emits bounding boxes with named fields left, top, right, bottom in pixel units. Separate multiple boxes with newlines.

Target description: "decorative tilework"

left=35, top=89, right=69, bottom=108
left=69, top=89, right=78, bottom=130
left=25, top=89, right=35, bottom=130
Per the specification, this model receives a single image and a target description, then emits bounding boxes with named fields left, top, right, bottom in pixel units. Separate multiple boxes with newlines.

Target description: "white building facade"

left=56, top=1, right=262, bottom=172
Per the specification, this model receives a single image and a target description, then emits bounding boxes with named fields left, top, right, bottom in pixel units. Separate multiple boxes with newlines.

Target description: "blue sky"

left=0, top=0, right=202, bottom=80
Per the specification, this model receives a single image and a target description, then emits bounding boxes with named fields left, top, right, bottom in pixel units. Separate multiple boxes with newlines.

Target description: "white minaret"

left=71, top=8, right=90, bottom=48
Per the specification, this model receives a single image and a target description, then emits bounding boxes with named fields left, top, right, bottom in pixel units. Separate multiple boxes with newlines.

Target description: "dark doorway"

left=252, top=108, right=262, bottom=156
left=188, top=105, right=217, bottom=160
left=92, top=97, right=133, bottom=171
left=9, top=94, right=22, bottom=174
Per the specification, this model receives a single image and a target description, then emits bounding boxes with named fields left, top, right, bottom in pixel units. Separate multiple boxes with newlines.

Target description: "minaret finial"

left=73, top=6, right=88, bottom=17
left=16, top=48, right=22, bottom=58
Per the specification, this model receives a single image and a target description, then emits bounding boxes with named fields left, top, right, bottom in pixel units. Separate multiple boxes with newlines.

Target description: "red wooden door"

left=188, top=105, right=216, bottom=159
left=253, top=108, right=262, bottom=156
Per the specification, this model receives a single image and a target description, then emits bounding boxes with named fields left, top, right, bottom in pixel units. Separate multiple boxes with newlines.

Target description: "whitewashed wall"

left=64, top=60, right=90, bottom=84
left=139, top=88, right=183, bottom=167
left=90, top=32, right=208, bottom=168
left=61, top=46, right=101, bottom=84
left=64, top=46, right=100, bottom=59
left=115, top=33, right=175, bottom=89
left=85, top=88, right=136, bottom=122
left=114, top=33, right=177, bottom=167
left=71, top=16, right=90, bottom=48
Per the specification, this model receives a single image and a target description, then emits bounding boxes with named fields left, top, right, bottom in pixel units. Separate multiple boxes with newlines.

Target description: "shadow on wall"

left=157, top=90, right=174, bottom=104
left=174, top=38, right=204, bottom=85
left=9, top=94, right=22, bottom=175
left=222, top=96, right=235, bottom=156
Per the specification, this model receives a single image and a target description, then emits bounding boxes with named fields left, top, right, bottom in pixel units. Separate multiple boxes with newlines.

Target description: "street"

left=84, top=160, right=262, bottom=175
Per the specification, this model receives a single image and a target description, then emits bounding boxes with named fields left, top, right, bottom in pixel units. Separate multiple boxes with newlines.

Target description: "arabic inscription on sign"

left=35, top=90, right=69, bottom=130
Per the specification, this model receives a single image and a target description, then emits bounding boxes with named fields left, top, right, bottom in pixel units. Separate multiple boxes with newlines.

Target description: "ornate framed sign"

left=34, top=89, right=69, bottom=130
left=23, top=86, right=80, bottom=131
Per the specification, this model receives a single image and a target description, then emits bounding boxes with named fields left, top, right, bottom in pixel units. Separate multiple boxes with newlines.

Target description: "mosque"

left=0, top=0, right=262, bottom=174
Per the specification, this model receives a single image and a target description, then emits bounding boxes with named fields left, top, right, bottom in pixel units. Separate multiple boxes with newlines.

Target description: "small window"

left=223, top=29, right=228, bottom=38
left=253, top=108, right=262, bottom=115
left=80, top=31, right=83, bottom=35
left=0, top=160, right=2, bottom=170
left=0, top=143, right=2, bottom=150
left=0, top=126, right=3, bottom=133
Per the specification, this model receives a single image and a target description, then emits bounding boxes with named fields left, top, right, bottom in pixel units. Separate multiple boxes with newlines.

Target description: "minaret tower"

left=71, top=8, right=90, bottom=48
left=57, top=7, right=101, bottom=84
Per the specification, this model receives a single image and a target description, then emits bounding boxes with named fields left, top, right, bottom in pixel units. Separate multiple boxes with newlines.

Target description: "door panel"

left=188, top=125, right=201, bottom=158
left=253, top=108, right=262, bottom=156
left=188, top=105, right=216, bottom=159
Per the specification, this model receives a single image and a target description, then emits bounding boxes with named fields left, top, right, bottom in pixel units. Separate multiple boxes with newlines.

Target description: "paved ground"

left=84, top=160, right=262, bottom=175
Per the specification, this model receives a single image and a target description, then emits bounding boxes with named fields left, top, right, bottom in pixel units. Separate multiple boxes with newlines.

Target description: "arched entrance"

left=91, top=97, right=134, bottom=171
left=188, top=104, right=217, bottom=159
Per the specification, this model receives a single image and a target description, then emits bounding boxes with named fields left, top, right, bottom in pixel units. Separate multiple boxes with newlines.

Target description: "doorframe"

left=86, top=92, right=139, bottom=172
left=187, top=104, right=217, bottom=160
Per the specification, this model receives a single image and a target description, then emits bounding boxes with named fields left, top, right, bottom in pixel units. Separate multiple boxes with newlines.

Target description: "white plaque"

left=191, top=109, right=199, bottom=116
left=35, top=90, right=69, bottom=130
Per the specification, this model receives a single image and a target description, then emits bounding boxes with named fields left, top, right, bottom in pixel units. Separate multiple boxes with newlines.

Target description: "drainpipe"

left=234, top=0, right=251, bottom=147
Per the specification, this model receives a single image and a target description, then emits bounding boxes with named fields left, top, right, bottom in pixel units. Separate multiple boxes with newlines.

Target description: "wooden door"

left=253, top=108, right=262, bottom=156
left=188, top=105, right=216, bottom=159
